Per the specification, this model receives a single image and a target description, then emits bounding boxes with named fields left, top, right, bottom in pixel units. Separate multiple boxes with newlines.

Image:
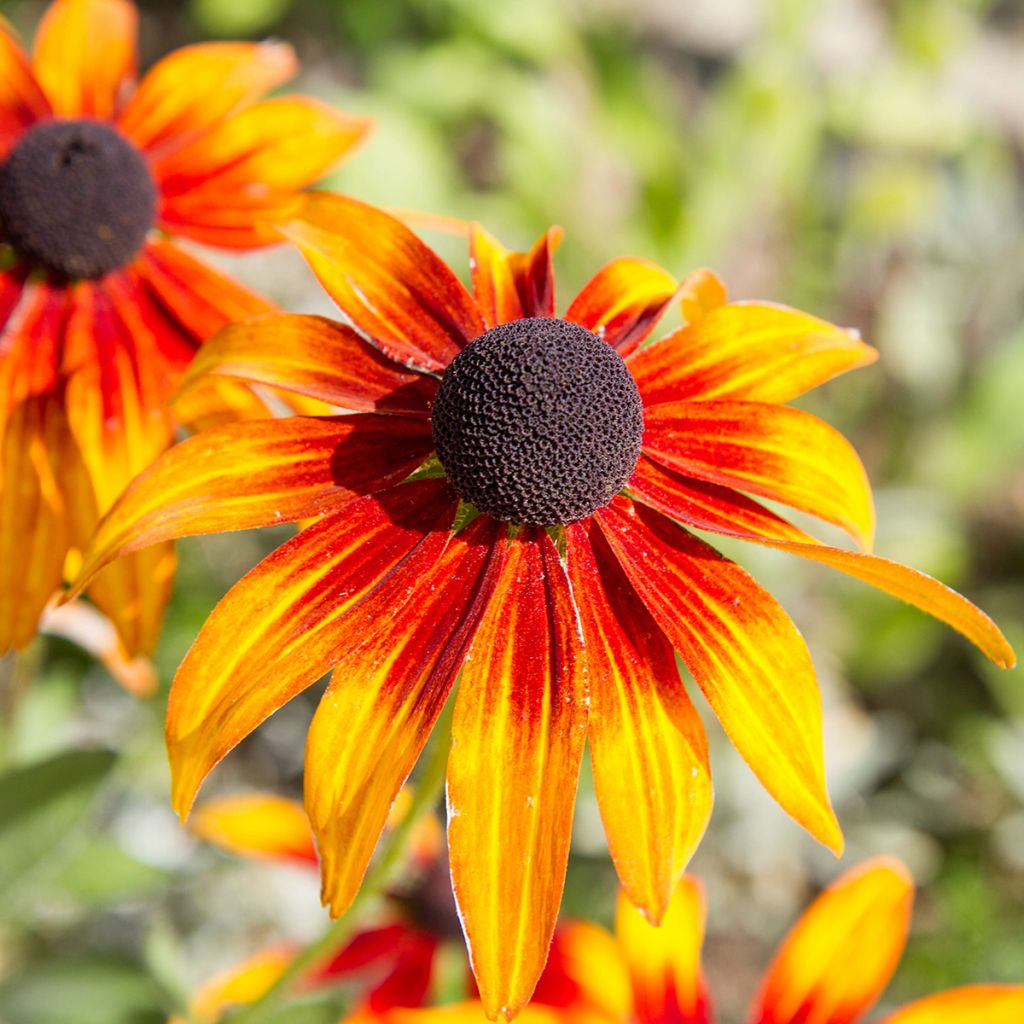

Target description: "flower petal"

left=187, top=947, right=295, bottom=1024
left=0, top=19, right=50, bottom=156
left=448, top=529, right=588, bottom=1021
left=678, top=268, right=727, bottom=324
left=748, top=858, right=913, bottom=1024
left=183, top=313, right=437, bottom=416
left=32, top=0, right=136, bottom=118
left=507, top=227, right=561, bottom=320
left=595, top=498, right=842, bottom=854
left=875, top=987, right=1024, bottom=1024
left=643, top=400, right=875, bottom=550
left=629, top=304, right=877, bottom=406
left=166, top=480, right=457, bottom=817
left=281, top=193, right=485, bottom=372
left=615, top=879, right=713, bottom=1024
left=566, top=519, right=712, bottom=922
left=306, top=515, right=505, bottom=917
left=117, top=41, right=296, bottom=153
left=565, top=258, right=678, bottom=356
left=190, top=793, right=317, bottom=866
left=71, top=414, right=435, bottom=599
left=155, top=97, right=372, bottom=248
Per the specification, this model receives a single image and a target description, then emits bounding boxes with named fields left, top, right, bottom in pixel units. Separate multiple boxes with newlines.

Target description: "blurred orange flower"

left=402, top=859, right=1024, bottom=1024
left=74, top=195, right=1014, bottom=1016
left=0, top=0, right=370, bottom=674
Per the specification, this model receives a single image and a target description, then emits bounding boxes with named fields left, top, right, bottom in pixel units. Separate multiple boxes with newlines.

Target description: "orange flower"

left=400, top=859, right=1024, bottom=1024
left=0, top=0, right=370, bottom=672
left=72, top=194, right=1014, bottom=1017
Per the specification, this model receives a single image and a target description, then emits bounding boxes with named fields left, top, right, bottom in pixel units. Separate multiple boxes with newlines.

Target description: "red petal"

left=166, top=480, right=457, bottom=817
left=305, top=515, right=505, bottom=917
left=281, top=193, right=485, bottom=372
left=183, top=313, right=437, bottom=416
left=565, top=258, right=678, bottom=355
left=448, top=529, right=588, bottom=1021
left=595, top=498, right=842, bottom=854
left=566, top=519, right=712, bottom=922
left=0, top=21, right=49, bottom=156
left=32, top=0, right=136, bottom=118
left=628, top=303, right=877, bottom=406
left=643, top=400, right=875, bottom=550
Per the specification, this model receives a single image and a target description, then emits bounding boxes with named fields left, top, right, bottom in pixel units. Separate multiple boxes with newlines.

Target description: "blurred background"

left=1, top=0, right=1022, bottom=1021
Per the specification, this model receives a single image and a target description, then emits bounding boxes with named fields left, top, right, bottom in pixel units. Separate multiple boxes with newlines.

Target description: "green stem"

left=226, top=699, right=454, bottom=1024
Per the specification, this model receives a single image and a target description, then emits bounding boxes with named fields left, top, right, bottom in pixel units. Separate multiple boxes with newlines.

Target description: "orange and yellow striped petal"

left=390, top=1004, right=571, bottom=1024
left=448, top=529, right=588, bottom=1021
left=32, top=0, right=136, bottom=119
left=565, top=258, right=678, bottom=356
left=504, top=227, right=562, bottom=321
left=748, top=858, right=914, bottom=1024
left=876, top=987, right=1024, bottom=1024
left=306, top=516, right=505, bottom=917
left=166, top=480, right=456, bottom=818
left=471, top=223, right=564, bottom=326
left=615, top=879, right=712, bottom=1024
left=566, top=519, right=712, bottom=922
left=642, top=400, right=875, bottom=550
left=629, top=304, right=877, bottom=406
left=71, top=414, right=434, bottom=596
left=117, top=40, right=295, bottom=152
left=596, top=498, right=842, bottom=854
left=182, top=313, right=437, bottom=415
left=190, top=793, right=317, bottom=866
left=0, top=19, right=50, bottom=156
left=282, top=193, right=485, bottom=372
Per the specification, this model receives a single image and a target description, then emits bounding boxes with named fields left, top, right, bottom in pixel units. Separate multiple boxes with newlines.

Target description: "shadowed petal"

left=281, top=193, right=485, bottom=372
left=629, top=304, right=877, bottom=406
left=306, top=516, right=505, bottom=918
left=616, top=879, right=713, bottom=1024
left=876, top=987, right=1024, bottom=1024
left=0, top=20, right=50, bottom=156
left=182, top=313, right=437, bottom=416
left=505, top=227, right=561, bottom=320
left=595, top=498, right=841, bottom=854
left=565, top=258, right=678, bottom=355
left=566, top=519, right=712, bottom=922
left=470, top=224, right=562, bottom=328
left=643, top=400, right=875, bottom=550
left=166, top=480, right=457, bottom=818
left=117, top=40, right=296, bottom=152
left=71, top=414, right=435, bottom=599
left=448, top=529, right=588, bottom=1021
left=190, top=793, right=317, bottom=866
left=32, top=0, right=136, bottom=118
left=748, top=858, right=913, bottom=1024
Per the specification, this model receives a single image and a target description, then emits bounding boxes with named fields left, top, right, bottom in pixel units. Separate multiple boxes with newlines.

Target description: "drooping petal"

left=280, top=192, right=485, bottom=372
left=677, top=268, right=727, bottom=324
left=748, top=858, right=913, bottom=1024
left=0, top=20, right=50, bottom=157
left=182, top=313, right=437, bottom=416
left=155, top=97, right=372, bottom=249
left=117, top=41, right=295, bottom=153
left=71, top=414, right=435, bottom=602
left=615, top=880, right=713, bottom=1024
left=32, top=0, right=136, bottom=118
left=595, top=498, right=842, bottom=854
left=190, top=793, right=317, bottom=866
left=305, top=516, right=505, bottom=917
left=448, top=529, right=588, bottom=1021
left=565, top=258, right=678, bottom=356
left=628, top=304, right=877, bottom=406
left=642, top=400, right=875, bottom=550
left=166, top=481, right=456, bottom=818
left=875, top=987, right=1024, bottom=1024
left=566, top=519, right=712, bottom=922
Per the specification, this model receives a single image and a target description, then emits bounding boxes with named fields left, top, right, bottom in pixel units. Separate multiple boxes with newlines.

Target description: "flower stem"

left=226, top=698, right=454, bottom=1024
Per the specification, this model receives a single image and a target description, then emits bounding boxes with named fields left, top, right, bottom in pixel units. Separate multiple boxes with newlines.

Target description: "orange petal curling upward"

left=448, top=529, right=588, bottom=1021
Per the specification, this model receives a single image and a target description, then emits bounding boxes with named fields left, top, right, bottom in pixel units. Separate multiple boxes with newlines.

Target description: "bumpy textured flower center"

left=0, top=119, right=156, bottom=280
left=432, top=316, right=643, bottom=527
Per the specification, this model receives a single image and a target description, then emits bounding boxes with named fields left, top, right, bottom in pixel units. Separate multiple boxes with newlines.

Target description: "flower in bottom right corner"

left=396, top=858, right=1023, bottom=1024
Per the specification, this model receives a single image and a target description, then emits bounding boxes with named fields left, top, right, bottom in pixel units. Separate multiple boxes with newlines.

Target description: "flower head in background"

left=0, top=0, right=370, bottom=675
left=73, top=194, right=1014, bottom=1016
left=402, top=858, right=1024, bottom=1024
